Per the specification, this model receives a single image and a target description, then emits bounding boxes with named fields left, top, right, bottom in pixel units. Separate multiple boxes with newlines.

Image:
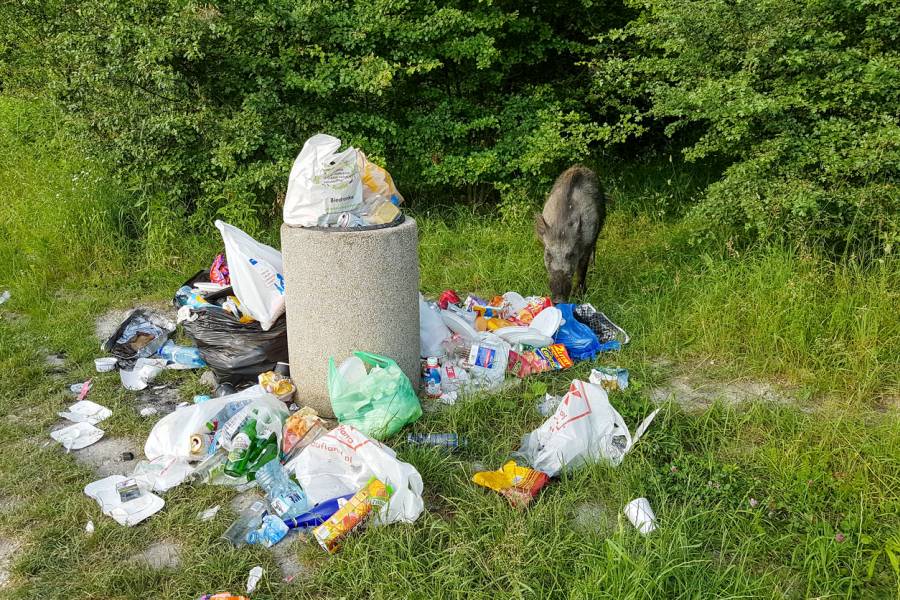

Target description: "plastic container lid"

left=530, top=306, right=563, bottom=338
left=440, top=309, right=479, bottom=341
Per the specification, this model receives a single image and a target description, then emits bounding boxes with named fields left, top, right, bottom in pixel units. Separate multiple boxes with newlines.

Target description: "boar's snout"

left=548, top=269, right=573, bottom=304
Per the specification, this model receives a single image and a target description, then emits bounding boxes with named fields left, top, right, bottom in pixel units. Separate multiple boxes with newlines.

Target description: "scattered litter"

left=84, top=475, right=164, bottom=526
left=198, top=594, right=249, bottom=600
left=0, top=290, right=9, bottom=305
left=94, top=357, right=118, bottom=372
left=139, top=407, right=159, bottom=417
left=589, top=366, right=629, bottom=391
left=157, top=340, right=206, bottom=369
left=85, top=520, right=94, bottom=535
left=198, top=505, right=220, bottom=522
left=472, top=461, right=550, bottom=508
left=120, top=358, right=166, bottom=391
left=222, top=500, right=267, bottom=547
left=623, top=497, right=657, bottom=534
left=51, top=422, right=104, bottom=451
left=514, top=379, right=659, bottom=477
left=246, top=566, right=263, bottom=594
left=58, top=400, right=111, bottom=425
left=121, top=451, right=135, bottom=462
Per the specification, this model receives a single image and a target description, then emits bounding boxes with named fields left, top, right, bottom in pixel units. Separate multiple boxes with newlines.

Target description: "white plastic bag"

left=283, top=134, right=363, bottom=226
left=514, top=379, right=659, bottom=477
left=215, top=220, right=285, bottom=331
left=144, top=385, right=288, bottom=460
left=419, top=294, right=451, bottom=358
left=285, top=424, right=423, bottom=525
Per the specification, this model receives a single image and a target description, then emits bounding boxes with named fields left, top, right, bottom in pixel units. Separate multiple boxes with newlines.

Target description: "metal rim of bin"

left=295, top=214, right=405, bottom=233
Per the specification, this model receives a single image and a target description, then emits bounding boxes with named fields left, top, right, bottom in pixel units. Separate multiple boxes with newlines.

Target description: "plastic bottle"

left=221, top=499, right=267, bottom=547
left=407, top=433, right=467, bottom=449
left=224, top=418, right=258, bottom=477
left=466, top=334, right=509, bottom=389
left=255, top=460, right=309, bottom=518
left=423, top=357, right=442, bottom=398
left=283, top=494, right=354, bottom=530
left=246, top=514, right=290, bottom=547
left=157, top=340, right=206, bottom=368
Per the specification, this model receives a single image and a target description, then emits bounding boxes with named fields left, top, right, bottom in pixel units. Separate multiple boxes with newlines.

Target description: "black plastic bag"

left=182, top=309, right=288, bottom=385
left=102, top=309, right=176, bottom=369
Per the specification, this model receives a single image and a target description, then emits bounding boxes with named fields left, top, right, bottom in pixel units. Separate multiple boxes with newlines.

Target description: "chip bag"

left=472, top=460, right=550, bottom=508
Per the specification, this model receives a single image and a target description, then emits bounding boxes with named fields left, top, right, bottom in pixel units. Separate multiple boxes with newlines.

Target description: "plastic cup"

left=623, top=497, right=657, bottom=534
left=94, top=357, right=118, bottom=372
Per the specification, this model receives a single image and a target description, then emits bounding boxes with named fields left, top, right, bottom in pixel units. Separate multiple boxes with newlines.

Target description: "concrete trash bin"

left=280, top=217, right=421, bottom=417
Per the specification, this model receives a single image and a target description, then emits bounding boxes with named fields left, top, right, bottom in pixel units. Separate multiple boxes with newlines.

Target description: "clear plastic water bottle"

left=157, top=340, right=206, bottom=368
left=255, top=460, right=309, bottom=518
left=246, top=513, right=290, bottom=547
left=424, top=357, right=442, bottom=398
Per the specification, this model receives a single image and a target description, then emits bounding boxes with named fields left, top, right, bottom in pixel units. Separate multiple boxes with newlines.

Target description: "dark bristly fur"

left=534, top=165, right=606, bottom=303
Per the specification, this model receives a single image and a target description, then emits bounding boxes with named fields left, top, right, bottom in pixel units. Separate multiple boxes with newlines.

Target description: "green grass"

left=0, top=97, right=898, bottom=598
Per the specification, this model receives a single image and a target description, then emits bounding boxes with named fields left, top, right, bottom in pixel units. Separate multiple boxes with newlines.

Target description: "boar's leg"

left=576, top=251, right=592, bottom=296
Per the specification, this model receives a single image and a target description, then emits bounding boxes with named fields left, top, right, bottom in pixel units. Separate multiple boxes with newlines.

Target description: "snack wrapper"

left=472, top=461, right=550, bottom=508
left=313, top=477, right=393, bottom=553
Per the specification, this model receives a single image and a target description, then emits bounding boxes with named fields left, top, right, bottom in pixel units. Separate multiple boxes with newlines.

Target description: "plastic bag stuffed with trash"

left=215, top=220, right=285, bottom=331
left=283, top=134, right=363, bottom=227
left=182, top=309, right=288, bottom=385
left=513, top=379, right=659, bottom=477
left=144, top=385, right=288, bottom=461
left=552, top=303, right=602, bottom=361
left=328, top=351, right=422, bottom=439
left=285, top=424, right=423, bottom=525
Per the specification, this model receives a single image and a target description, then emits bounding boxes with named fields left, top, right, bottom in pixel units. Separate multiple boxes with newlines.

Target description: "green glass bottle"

left=224, top=418, right=258, bottom=477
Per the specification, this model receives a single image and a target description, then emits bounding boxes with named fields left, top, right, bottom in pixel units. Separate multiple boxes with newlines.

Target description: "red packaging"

left=438, top=289, right=461, bottom=309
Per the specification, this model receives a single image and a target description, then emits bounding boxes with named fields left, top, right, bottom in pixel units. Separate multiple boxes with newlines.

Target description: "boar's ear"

left=534, top=213, right=548, bottom=241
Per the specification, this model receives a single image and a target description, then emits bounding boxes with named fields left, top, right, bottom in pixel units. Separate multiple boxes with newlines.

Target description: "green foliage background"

left=1, top=0, right=897, bottom=250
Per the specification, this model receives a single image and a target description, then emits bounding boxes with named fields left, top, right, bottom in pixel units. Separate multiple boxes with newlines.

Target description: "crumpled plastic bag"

left=84, top=475, right=164, bottom=527
left=285, top=424, right=423, bottom=526
left=552, top=303, right=602, bottom=361
left=328, top=351, right=422, bottom=439
left=513, top=379, right=659, bottom=477
left=358, top=150, right=404, bottom=205
left=472, top=460, right=550, bottom=508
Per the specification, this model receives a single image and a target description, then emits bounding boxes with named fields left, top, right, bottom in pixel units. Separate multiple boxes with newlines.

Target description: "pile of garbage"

left=46, top=139, right=664, bottom=597
left=416, top=290, right=629, bottom=404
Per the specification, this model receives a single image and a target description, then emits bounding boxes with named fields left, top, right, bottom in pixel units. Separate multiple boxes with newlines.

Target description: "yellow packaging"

left=313, top=477, right=393, bottom=553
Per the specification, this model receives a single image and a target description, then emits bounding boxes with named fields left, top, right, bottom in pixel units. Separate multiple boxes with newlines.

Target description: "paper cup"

left=94, top=357, right=118, bottom=372
left=623, top=497, right=657, bottom=534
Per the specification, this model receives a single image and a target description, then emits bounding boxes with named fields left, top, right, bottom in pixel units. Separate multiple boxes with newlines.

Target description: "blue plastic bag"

left=553, top=304, right=602, bottom=361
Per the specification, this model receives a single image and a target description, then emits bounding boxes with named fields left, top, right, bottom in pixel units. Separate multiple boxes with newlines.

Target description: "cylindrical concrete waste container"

left=280, top=217, right=420, bottom=417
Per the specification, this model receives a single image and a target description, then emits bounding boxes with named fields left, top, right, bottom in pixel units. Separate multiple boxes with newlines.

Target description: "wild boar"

left=534, top=165, right=606, bottom=303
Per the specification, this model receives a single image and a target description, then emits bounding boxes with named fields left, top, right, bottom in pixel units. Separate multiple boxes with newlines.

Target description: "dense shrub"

left=593, top=0, right=900, bottom=252
left=2, top=0, right=641, bottom=233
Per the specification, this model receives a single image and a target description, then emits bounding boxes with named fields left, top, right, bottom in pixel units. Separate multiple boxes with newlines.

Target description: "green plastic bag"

left=328, top=351, right=422, bottom=439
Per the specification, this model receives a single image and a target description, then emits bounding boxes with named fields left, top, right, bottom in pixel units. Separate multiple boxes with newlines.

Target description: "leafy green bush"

left=5, top=0, right=640, bottom=233
left=594, top=0, right=900, bottom=252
